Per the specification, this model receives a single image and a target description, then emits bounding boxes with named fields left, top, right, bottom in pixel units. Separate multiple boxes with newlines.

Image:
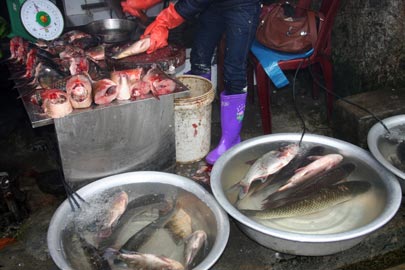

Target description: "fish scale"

left=241, top=181, right=371, bottom=220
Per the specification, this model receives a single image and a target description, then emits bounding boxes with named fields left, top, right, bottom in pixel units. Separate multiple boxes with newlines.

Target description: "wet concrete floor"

left=0, top=66, right=404, bottom=270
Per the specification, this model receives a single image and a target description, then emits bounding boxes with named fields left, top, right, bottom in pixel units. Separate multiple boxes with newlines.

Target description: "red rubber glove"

left=141, top=3, right=185, bottom=54
left=121, top=0, right=162, bottom=22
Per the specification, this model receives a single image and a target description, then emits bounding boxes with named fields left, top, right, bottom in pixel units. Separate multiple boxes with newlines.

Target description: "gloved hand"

left=141, top=3, right=185, bottom=54
left=121, top=0, right=162, bottom=22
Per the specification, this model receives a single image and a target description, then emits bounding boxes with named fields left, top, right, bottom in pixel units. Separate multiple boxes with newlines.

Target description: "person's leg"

left=188, top=5, right=225, bottom=78
left=206, top=2, right=260, bottom=165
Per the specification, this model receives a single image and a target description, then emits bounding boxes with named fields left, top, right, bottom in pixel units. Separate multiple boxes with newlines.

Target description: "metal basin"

left=84, top=19, right=139, bottom=43
left=367, top=114, right=405, bottom=182
left=211, top=133, right=401, bottom=256
left=47, top=171, right=229, bottom=269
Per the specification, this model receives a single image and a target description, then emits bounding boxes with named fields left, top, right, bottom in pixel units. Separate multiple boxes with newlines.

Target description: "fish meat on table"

left=66, top=73, right=93, bottom=109
left=85, top=44, right=106, bottom=61
left=115, top=73, right=131, bottom=100
left=111, top=68, right=144, bottom=85
left=142, top=67, right=177, bottom=97
left=116, top=251, right=184, bottom=270
left=241, top=181, right=371, bottom=220
left=184, top=230, right=207, bottom=269
left=111, top=37, right=151, bottom=59
left=277, top=153, right=344, bottom=192
left=237, top=143, right=300, bottom=200
left=39, top=89, right=73, bottom=119
left=262, top=162, right=356, bottom=209
left=92, top=78, right=118, bottom=105
left=98, top=191, right=129, bottom=239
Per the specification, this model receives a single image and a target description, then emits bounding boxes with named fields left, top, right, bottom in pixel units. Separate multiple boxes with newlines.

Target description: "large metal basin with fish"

left=367, top=114, right=405, bottom=182
left=211, top=133, right=401, bottom=256
left=47, top=171, right=229, bottom=269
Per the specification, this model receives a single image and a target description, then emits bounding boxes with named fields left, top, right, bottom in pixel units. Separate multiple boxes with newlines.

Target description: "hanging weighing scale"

left=7, top=0, right=64, bottom=41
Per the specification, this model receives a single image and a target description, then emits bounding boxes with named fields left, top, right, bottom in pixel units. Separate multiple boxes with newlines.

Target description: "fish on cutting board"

left=111, top=38, right=151, bottom=59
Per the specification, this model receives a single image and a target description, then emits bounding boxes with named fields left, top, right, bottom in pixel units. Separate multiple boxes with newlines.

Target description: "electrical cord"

left=290, top=56, right=391, bottom=147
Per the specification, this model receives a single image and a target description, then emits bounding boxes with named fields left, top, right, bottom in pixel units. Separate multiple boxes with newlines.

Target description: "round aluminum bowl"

left=211, top=133, right=401, bottom=256
left=84, top=19, right=138, bottom=43
left=367, top=114, right=405, bottom=183
left=47, top=171, right=229, bottom=270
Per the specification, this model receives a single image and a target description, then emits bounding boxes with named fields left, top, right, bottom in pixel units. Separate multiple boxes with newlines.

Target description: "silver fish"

left=277, top=153, right=343, bottom=192
left=242, top=181, right=371, bottom=220
left=184, top=230, right=207, bottom=269
left=238, top=143, right=299, bottom=199
left=117, top=251, right=184, bottom=270
left=98, top=191, right=128, bottom=238
left=112, top=38, right=151, bottom=59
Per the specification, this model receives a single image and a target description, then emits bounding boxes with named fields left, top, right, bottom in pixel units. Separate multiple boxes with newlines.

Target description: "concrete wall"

left=332, top=0, right=405, bottom=96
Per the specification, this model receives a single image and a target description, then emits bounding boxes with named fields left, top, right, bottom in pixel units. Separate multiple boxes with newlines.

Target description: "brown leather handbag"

left=256, top=2, right=321, bottom=53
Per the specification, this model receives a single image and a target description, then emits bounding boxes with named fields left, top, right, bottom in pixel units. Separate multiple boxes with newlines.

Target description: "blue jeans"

left=190, top=2, right=261, bottom=94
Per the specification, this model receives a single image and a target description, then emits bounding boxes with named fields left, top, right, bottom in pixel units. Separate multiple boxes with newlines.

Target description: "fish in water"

left=165, top=208, right=193, bottom=243
left=262, top=163, right=356, bottom=209
left=98, top=191, right=129, bottom=238
left=397, top=141, right=405, bottom=163
left=79, top=235, right=111, bottom=270
left=39, top=89, right=73, bottom=119
left=251, top=145, right=325, bottom=195
left=111, top=38, right=151, bottom=59
left=121, top=200, right=175, bottom=252
left=116, top=251, right=184, bottom=270
left=241, top=181, right=371, bottom=220
left=277, top=153, right=343, bottom=192
left=238, top=143, right=300, bottom=199
left=66, top=73, right=93, bottom=109
left=184, top=230, right=207, bottom=269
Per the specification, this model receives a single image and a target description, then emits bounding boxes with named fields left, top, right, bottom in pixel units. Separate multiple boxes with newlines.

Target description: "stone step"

left=332, top=88, right=405, bottom=148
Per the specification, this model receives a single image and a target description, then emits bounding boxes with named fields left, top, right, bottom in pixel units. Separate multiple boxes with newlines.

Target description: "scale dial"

left=20, top=0, right=64, bottom=41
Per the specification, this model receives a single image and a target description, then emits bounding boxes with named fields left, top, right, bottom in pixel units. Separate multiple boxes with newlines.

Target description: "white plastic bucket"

left=174, top=75, right=215, bottom=163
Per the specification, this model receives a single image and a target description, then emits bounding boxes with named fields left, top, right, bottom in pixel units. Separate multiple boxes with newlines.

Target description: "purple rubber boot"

left=206, top=91, right=247, bottom=165
left=184, top=70, right=211, bottom=80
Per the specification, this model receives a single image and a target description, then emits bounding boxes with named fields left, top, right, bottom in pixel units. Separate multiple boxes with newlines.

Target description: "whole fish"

left=40, top=89, right=73, bottom=119
left=165, top=208, right=193, bottom=243
left=184, top=230, right=207, bottom=269
left=111, top=38, right=151, bottom=59
left=242, top=181, right=371, bottom=220
left=117, top=251, right=184, bottom=270
left=251, top=145, right=325, bottom=195
left=79, top=235, right=111, bottom=270
left=238, top=143, right=300, bottom=199
left=121, top=200, right=175, bottom=251
left=66, top=73, right=93, bottom=108
left=93, top=79, right=118, bottom=105
left=397, top=141, right=405, bottom=163
left=277, top=153, right=343, bottom=192
left=98, top=191, right=129, bottom=238
left=262, top=163, right=356, bottom=209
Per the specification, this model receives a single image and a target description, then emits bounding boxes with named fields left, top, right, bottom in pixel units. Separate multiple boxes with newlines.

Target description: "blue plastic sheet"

left=250, top=40, right=314, bottom=88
